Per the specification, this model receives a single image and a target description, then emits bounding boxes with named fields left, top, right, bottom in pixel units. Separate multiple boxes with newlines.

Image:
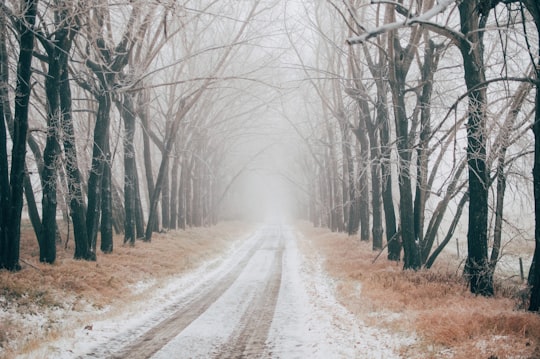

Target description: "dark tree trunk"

left=139, top=93, right=157, bottom=230
left=367, top=129, right=383, bottom=250
left=86, top=91, right=112, bottom=253
left=40, top=55, right=61, bottom=263
left=100, top=151, right=113, bottom=253
left=178, top=163, right=186, bottom=230
left=414, top=40, right=441, bottom=254
left=186, top=162, right=193, bottom=227
left=459, top=1, right=493, bottom=296
left=353, top=114, right=371, bottom=242
left=120, top=93, right=137, bottom=245
left=422, top=160, right=467, bottom=263
left=39, top=16, right=74, bottom=263
left=23, top=169, right=42, bottom=246
left=388, top=22, right=422, bottom=270
left=61, top=59, right=92, bottom=260
left=0, top=3, right=10, bottom=268
left=2, top=0, right=38, bottom=271
left=145, top=106, right=185, bottom=241
left=111, top=173, right=125, bottom=235
left=169, top=154, right=180, bottom=230
left=192, top=163, right=202, bottom=227
left=425, top=192, right=469, bottom=269
left=134, top=165, right=145, bottom=238
left=377, top=79, right=400, bottom=261
left=345, top=142, right=359, bottom=235
left=519, top=0, right=540, bottom=313
left=161, top=160, right=170, bottom=229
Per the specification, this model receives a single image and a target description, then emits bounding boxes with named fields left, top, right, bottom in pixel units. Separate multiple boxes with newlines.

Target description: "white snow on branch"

left=347, top=0, right=458, bottom=44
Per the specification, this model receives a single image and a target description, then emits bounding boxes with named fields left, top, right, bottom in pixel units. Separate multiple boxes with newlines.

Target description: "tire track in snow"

left=215, top=232, right=284, bottom=358
left=90, top=230, right=267, bottom=359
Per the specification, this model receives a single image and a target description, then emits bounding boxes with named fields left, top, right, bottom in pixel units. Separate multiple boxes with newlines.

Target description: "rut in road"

left=103, top=226, right=285, bottom=359
left=80, top=230, right=266, bottom=359
left=216, top=231, right=284, bottom=358
left=112, top=234, right=266, bottom=359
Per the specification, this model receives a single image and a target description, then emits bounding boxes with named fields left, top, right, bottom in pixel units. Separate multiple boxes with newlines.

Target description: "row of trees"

left=287, top=0, right=540, bottom=311
left=0, top=1, right=278, bottom=270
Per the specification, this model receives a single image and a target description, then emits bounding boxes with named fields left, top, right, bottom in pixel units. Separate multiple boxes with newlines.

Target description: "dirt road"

left=78, top=224, right=403, bottom=358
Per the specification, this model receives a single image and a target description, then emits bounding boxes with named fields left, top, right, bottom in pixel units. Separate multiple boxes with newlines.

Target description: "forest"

left=0, top=0, right=540, bottom=319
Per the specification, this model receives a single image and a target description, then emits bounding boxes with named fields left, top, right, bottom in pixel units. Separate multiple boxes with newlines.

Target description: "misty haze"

left=1, top=0, right=540, bottom=358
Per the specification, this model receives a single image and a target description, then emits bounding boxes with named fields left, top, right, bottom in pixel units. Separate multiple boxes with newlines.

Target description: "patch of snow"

left=266, top=228, right=415, bottom=358
left=16, top=226, right=415, bottom=358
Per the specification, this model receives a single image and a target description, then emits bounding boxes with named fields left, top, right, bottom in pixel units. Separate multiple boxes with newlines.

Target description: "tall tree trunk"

left=178, top=163, right=186, bottom=230
left=353, top=113, right=371, bottom=242
left=388, top=25, right=421, bottom=269
left=100, top=151, right=113, bottom=253
left=343, top=128, right=359, bottom=235
left=0, top=1, right=10, bottom=268
left=192, top=162, right=202, bottom=227
left=2, top=0, right=38, bottom=271
left=120, top=93, right=137, bottom=245
left=86, top=90, right=112, bottom=253
left=161, top=159, right=170, bottom=229
left=138, top=91, right=159, bottom=233
left=170, top=154, right=180, bottom=230
left=134, top=164, right=145, bottom=238
left=61, top=60, right=92, bottom=260
left=414, top=39, right=441, bottom=253
left=40, top=54, right=61, bottom=264
left=38, top=14, right=75, bottom=263
left=489, top=76, right=532, bottom=273
left=23, top=169, right=42, bottom=246
left=524, top=0, right=540, bottom=311
left=372, top=76, right=399, bottom=261
left=530, top=69, right=540, bottom=310
left=459, top=1, right=493, bottom=296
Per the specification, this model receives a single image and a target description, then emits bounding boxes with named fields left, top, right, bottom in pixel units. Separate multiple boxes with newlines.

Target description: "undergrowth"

left=0, top=220, right=252, bottom=358
left=296, top=221, right=540, bottom=359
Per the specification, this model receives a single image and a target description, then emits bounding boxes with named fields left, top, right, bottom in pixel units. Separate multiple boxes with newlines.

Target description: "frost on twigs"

left=346, top=0, right=458, bottom=45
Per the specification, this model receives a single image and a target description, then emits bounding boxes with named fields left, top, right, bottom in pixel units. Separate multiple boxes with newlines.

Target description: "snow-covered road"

left=29, top=224, right=406, bottom=358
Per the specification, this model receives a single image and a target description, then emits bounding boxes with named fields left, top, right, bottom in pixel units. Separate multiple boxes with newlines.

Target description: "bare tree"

left=0, top=0, right=39, bottom=271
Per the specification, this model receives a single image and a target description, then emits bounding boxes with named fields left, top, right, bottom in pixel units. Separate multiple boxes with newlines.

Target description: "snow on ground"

left=16, top=225, right=414, bottom=358
left=265, top=228, right=415, bottom=359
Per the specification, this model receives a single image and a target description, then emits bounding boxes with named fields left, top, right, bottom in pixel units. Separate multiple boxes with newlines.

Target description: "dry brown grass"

left=296, top=221, right=540, bottom=359
left=0, top=221, right=253, bottom=358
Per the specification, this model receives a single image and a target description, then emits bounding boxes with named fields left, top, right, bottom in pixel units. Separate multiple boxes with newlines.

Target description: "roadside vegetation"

left=0, top=221, right=252, bottom=358
left=297, top=223, right=540, bottom=359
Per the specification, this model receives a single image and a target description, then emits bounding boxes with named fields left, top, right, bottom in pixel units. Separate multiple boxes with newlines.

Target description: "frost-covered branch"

left=346, top=0, right=457, bottom=44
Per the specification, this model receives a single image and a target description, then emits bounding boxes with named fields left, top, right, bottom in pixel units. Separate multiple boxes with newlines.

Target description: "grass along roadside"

left=295, top=221, right=540, bottom=359
left=0, top=221, right=254, bottom=358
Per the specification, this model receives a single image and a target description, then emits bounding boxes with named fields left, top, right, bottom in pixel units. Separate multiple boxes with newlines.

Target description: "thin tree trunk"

left=120, top=93, right=137, bottom=245
left=170, top=154, right=180, bottom=230
left=23, top=169, right=42, bottom=246
left=178, top=163, right=186, bottom=230
left=369, top=67, right=400, bottom=261
left=414, top=39, right=442, bottom=251
left=425, top=192, right=469, bottom=269
left=353, top=113, right=371, bottom=242
left=0, top=1, right=10, bottom=268
left=100, top=150, right=113, bottom=253
left=3, top=0, right=38, bottom=271
left=525, top=0, right=540, bottom=310
left=161, top=159, right=170, bottom=229
left=139, top=90, right=155, bottom=220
